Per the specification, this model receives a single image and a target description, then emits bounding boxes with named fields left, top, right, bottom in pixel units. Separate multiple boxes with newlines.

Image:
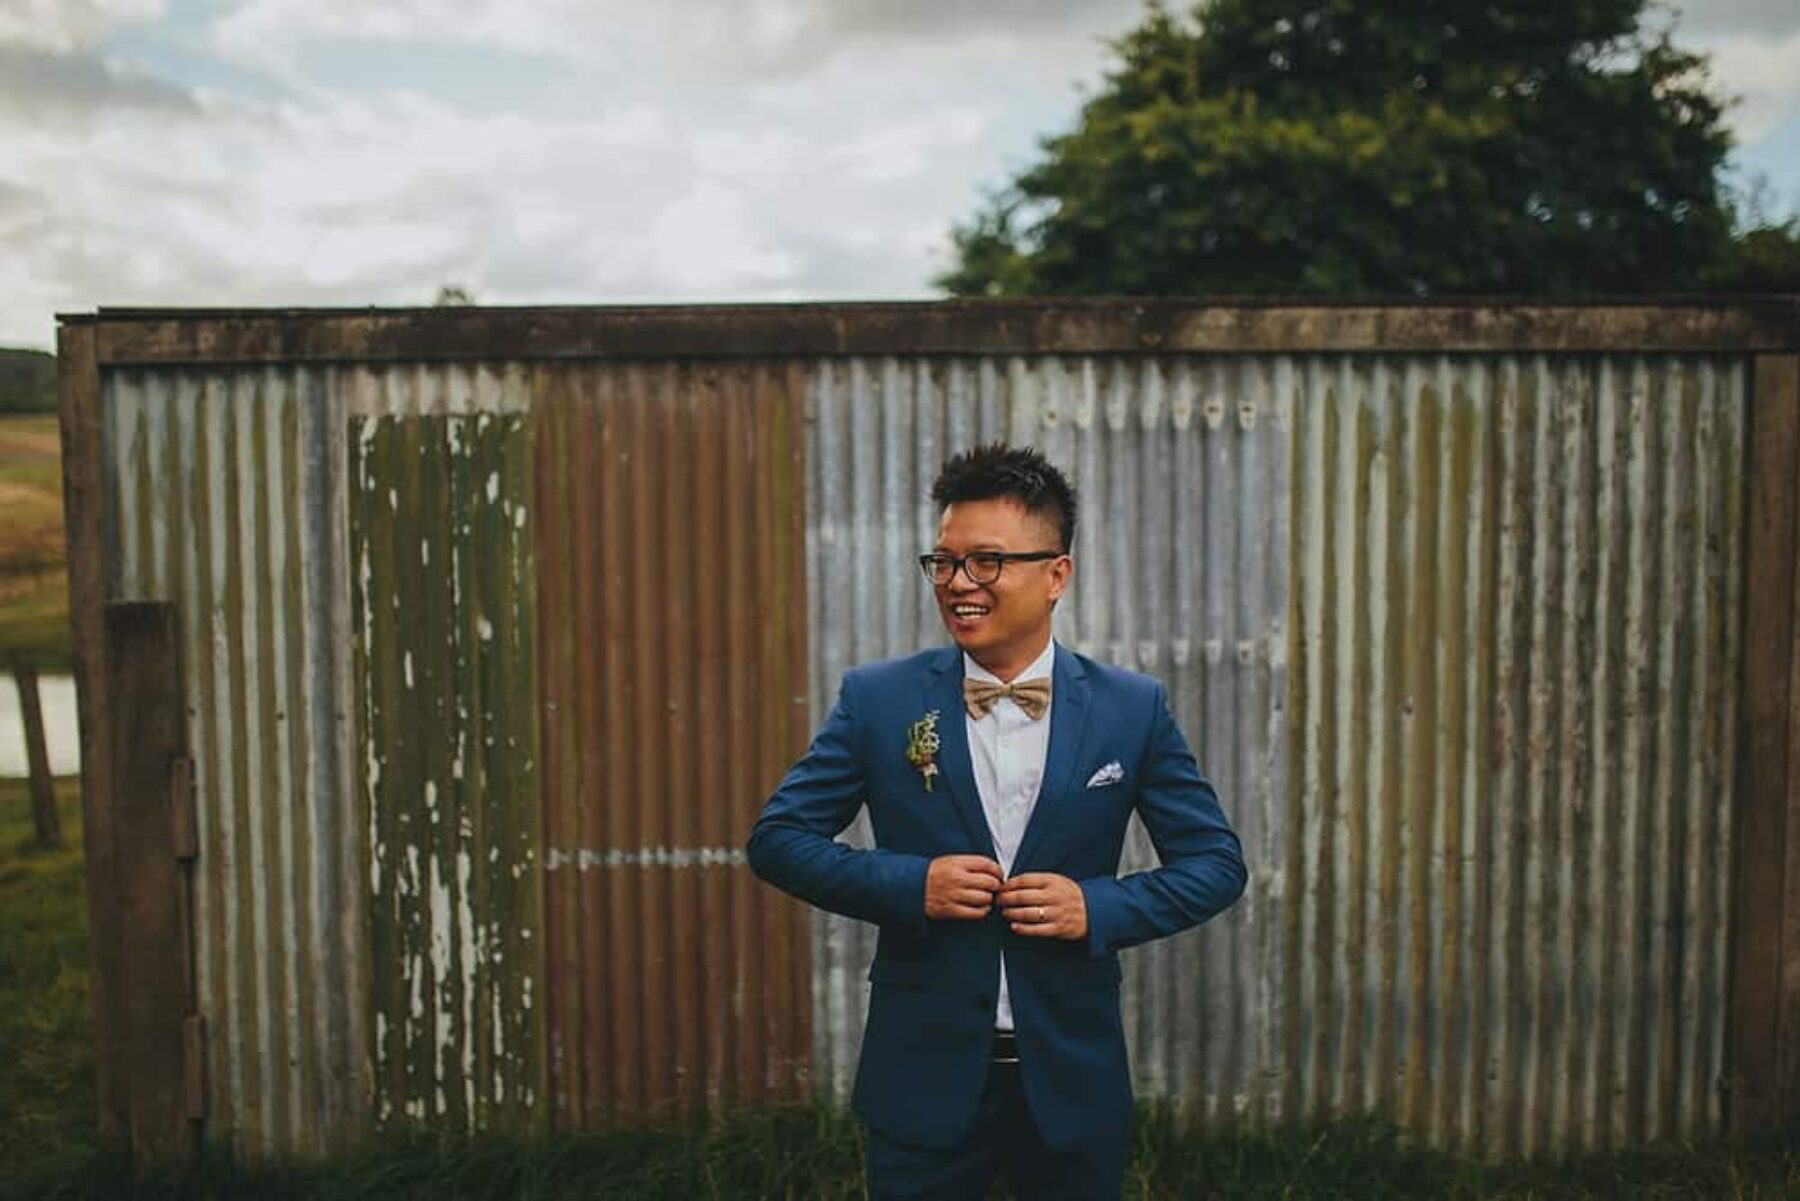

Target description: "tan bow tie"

left=963, top=676, right=1052, bottom=721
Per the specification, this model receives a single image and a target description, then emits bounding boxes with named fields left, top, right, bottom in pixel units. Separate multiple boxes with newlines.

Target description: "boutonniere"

left=905, top=709, right=941, bottom=792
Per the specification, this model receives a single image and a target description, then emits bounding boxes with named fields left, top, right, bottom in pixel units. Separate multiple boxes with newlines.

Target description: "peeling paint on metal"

left=347, top=362, right=545, bottom=1137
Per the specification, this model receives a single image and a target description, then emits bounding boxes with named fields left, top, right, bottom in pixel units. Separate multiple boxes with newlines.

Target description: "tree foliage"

left=940, top=0, right=1745, bottom=296
left=0, top=349, right=55, bottom=414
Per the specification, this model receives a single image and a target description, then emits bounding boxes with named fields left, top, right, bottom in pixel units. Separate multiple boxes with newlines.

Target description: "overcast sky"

left=1, top=0, right=1796, bottom=350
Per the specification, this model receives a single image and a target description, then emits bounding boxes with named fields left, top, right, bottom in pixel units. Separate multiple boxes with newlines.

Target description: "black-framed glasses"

left=917, top=549, right=1065, bottom=586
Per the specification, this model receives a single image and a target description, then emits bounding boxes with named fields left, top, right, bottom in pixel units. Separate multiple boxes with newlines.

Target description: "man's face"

left=932, top=497, right=1071, bottom=679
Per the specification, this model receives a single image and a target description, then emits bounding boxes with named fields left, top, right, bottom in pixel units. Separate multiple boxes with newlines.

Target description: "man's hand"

left=925, top=855, right=1004, bottom=920
left=998, top=872, right=1088, bottom=940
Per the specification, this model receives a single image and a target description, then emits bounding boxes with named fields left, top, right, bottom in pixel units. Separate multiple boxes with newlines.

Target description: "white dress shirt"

left=964, top=638, right=1056, bottom=1032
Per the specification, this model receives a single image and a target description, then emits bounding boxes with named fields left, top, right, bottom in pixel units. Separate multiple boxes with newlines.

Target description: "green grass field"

left=0, top=413, right=71, bottom=671
left=3, top=769, right=1797, bottom=1198
left=0, top=775, right=92, bottom=1174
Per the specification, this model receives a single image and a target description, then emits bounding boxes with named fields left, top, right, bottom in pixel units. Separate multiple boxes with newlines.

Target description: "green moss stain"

left=353, top=406, right=542, bottom=1135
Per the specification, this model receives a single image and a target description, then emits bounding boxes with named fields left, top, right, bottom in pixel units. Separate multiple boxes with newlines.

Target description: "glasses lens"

left=920, top=554, right=953, bottom=584
left=966, top=553, right=1004, bottom=584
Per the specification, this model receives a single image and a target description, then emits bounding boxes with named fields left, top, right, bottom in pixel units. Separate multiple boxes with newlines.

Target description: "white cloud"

left=0, top=44, right=200, bottom=125
left=6, top=0, right=1793, bottom=349
left=649, top=180, right=799, bottom=291
left=0, top=0, right=1138, bottom=345
left=1695, top=30, right=1800, bottom=141
left=205, top=0, right=1141, bottom=81
left=0, top=0, right=165, bottom=51
left=1672, top=0, right=1800, bottom=37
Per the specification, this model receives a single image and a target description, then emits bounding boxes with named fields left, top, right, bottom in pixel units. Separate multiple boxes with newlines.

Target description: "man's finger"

left=998, top=888, right=1055, bottom=909
left=930, top=895, right=990, bottom=918
left=1003, top=872, right=1062, bottom=890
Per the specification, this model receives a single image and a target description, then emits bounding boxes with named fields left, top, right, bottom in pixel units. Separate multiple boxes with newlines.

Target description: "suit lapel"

left=925, top=649, right=996, bottom=857
left=1012, top=644, right=1090, bottom=871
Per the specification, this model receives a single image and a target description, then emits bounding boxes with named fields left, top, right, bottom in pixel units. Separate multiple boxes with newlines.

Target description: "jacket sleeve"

left=745, top=672, right=932, bottom=932
left=1077, top=681, right=1247, bottom=956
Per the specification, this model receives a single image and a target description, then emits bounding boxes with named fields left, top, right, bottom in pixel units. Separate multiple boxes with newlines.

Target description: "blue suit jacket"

left=746, top=643, right=1246, bottom=1151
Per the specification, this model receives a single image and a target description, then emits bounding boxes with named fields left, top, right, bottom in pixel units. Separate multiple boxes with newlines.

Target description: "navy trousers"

left=863, top=1056, right=1127, bottom=1200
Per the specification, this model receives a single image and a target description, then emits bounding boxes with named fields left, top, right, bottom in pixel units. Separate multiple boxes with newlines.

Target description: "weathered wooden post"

left=1730, top=351, right=1800, bottom=1138
left=104, top=601, right=202, bottom=1166
left=11, top=658, right=62, bottom=849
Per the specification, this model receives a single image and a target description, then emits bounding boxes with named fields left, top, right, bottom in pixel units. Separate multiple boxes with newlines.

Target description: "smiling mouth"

left=949, top=603, right=990, bottom=620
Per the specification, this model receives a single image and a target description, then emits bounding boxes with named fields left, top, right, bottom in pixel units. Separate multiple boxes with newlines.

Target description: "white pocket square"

left=1085, top=761, right=1124, bottom=789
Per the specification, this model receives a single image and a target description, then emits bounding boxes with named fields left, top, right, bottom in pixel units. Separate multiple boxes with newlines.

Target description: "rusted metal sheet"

left=104, top=365, right=367, bottom=1156
left=534, top=361, right=813, bottom=1123
left=345, top=363, right=544, bottom=1133
left=1289, top=355, right=1744, bottom=1154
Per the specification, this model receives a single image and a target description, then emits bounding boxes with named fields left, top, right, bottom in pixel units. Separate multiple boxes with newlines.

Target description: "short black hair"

left=930, top=443, right=1078, bottom=552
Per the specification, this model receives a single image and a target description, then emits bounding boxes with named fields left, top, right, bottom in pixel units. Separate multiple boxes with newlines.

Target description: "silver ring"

left=1037, top=906, right=1046, bottom=923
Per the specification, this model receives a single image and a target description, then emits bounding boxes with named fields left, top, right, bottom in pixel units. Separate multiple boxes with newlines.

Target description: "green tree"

left=940, top=0, right=1738, bottom=296
left=0, top=349, right=56, bottom=414
left=1715, top=220, right=1800, bottom=291
left=1708, top=180, right=1800, bottom=291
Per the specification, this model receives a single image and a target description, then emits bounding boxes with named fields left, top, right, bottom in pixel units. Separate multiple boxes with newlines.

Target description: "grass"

left=3, top=776, right=1797, bottom=1198
left=0, top=774, right=92, bottom=1172
left=10, top=1108, right=1798, bottom=1200
left=0, top=412, right=71, bottom=671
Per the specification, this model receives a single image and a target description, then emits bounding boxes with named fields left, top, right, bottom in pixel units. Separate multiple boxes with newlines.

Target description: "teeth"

left=951, top=605, right=988, bottom=617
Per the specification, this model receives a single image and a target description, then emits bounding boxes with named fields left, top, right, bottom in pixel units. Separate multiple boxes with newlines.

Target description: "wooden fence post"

left=1731, top=352, right=1800, bottom=1136
left=11, top=659, right=61, bottom=848
left=58, top=319, right=127, bottom=1149
left=104, top=601, right=198, bottom=1166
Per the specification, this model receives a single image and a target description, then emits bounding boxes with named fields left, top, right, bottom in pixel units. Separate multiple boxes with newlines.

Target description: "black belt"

left=992, top=1031, right=1019, bottom=1064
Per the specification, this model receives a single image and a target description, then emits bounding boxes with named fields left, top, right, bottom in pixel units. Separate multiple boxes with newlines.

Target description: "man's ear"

left=1048, top=553, right=1073, bottom=603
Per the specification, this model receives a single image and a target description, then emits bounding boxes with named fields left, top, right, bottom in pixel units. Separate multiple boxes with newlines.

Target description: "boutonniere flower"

left=905, top=709, right=941, bottom=792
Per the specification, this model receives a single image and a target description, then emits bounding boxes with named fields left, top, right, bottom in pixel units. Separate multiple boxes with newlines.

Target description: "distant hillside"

left=0, top=349, right=55, bottom=414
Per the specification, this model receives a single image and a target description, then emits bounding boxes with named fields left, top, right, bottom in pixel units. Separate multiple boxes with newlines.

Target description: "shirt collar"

left=963, top=638, right=1057, bottom=687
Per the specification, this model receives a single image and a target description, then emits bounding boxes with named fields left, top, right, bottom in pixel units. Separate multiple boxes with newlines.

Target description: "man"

left=747, top=444, right=1246, bottom=1199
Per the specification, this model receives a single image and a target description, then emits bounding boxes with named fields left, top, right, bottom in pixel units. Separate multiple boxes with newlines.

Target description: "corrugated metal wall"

left=1288, top=356, right=1743, bottom=1156
left=103, top=358, right=814, bottom=1152
left=345, top=364, right=544, bottom=1133
left=805, top=352, right=1744, bottom=1155
left=95, top=334, right=1749, bottom=1157
left=532, top=361, right=813, bottom=1124
left=104, top=366, right=367, bottom=1157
